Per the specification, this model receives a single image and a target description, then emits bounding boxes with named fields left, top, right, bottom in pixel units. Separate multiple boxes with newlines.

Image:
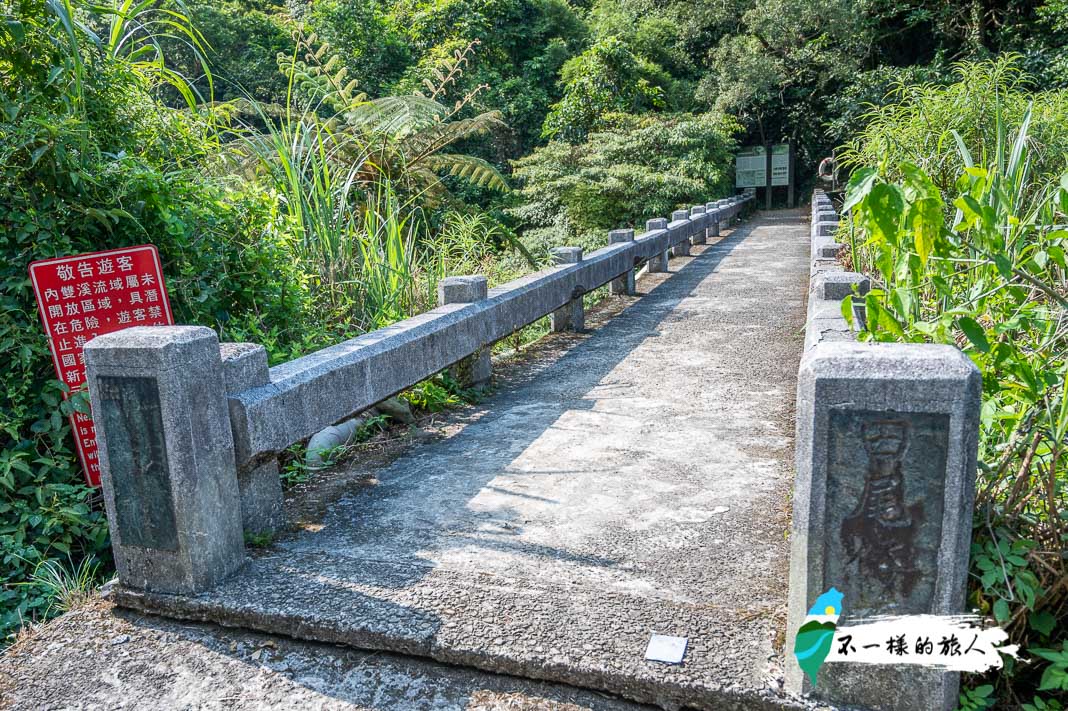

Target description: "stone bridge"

left=1, top=196, right=981, bottom=711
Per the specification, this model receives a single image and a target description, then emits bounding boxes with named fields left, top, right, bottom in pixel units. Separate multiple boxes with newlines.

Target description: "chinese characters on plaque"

left=29, top=246, right=174, bottom=486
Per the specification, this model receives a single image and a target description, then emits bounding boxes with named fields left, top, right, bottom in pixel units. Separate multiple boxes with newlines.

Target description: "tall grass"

left=840, top=56, right=1068, bottom=197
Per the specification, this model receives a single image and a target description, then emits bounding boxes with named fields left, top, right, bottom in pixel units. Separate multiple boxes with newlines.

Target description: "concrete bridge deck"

left=2, top=210, right=817, bottom=710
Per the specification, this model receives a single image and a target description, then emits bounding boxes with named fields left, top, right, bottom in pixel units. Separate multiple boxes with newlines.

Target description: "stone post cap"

left=815, top=221, right=840, bottom=237
left=817, top=242, right=846, bottom=259
left=646, top=218, right=668, bottom=231
left=84, top=325, right=219, bottom=370
left=800, top=341, right=981, bottom=390
left=438, top=275, right=488, bottom=305
left=608, top=228, right=635, bottom=243
left=812, top=271, right=870, bottom=301
left=550, top=246, right=583, bottom=265
left=220, top=342, right=270, bottom=392
left=671, top=209, right=689, bottom=222
left=690, top=205, right=705, bottom=216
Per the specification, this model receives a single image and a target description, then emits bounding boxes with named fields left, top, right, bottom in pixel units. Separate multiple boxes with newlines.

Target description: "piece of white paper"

left=645, top=634, right=687, bottom=664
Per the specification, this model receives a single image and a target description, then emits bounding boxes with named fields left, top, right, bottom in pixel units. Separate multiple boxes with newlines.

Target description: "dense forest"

left=2, top=0, right=1067, bottom=707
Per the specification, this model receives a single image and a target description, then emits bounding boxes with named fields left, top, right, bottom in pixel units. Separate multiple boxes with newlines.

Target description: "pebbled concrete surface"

left=104, top=210, right=817, bottom=709
left=0, top=600, right=651, bottom=710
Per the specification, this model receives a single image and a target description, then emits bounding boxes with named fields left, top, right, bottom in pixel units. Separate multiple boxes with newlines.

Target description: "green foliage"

left=401, top=374, right=465, bottom=412
left=305, top=0, right=411, bottom=97
left=24, top=555, right=101, bottom=616
left=842, top=74, right=1068, bottom=706
left=840, top=57, right=1068, bottom=195
left=511, top=112, right=739, bottom=251
left=360, top=0, right=588, bottom=154
left=170, top=0, right=294, bottom=104
left=1, top=0, right=312, bottom=638
left=958, top=684, right=996, bottom=711
left=542, top=37, right=664, bottom=142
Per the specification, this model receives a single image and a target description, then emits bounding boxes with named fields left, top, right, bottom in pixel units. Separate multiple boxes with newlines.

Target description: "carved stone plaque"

left=824, top=409, right=949, bottom=616
left=98, top=377, right=178, bottom=551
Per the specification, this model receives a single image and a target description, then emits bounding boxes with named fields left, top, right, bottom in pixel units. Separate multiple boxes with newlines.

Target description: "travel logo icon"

left=793, top=588, right=1018, bottom=685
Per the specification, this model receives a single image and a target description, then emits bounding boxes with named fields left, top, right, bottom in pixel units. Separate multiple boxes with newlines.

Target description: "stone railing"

left=83, top=194, right=755, bottom=597
left=788, top=190, right=982, bottom=710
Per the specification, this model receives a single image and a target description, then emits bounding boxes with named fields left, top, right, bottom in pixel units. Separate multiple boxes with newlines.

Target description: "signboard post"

left=29, top=245, right=174, bottom=486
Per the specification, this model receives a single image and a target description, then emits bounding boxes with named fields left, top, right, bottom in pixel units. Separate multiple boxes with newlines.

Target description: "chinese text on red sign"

left=29, top=245, right=174, bottom=486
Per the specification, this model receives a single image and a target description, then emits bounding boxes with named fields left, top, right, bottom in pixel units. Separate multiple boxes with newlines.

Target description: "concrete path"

left=108, top=210, right=815, bottom=710
left=0, top=601, right=651, bottom=710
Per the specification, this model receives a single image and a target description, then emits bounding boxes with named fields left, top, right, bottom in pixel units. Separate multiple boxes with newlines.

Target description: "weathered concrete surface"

left=0, top=601, right=650, bottom=710
left=108, top=211, right=819, bottom=710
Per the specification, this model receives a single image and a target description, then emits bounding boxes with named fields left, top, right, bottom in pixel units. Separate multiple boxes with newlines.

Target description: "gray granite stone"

left=817, top=242, right=845, bottom=259
left=644, top=218, right=670, bottom=273
left=669, top=211, right=691, bottom=256
left=690, top=205, right=707, bottom=245
left=438, top=276, right=492, bottom=388
left=237, top=459, right=283, bottom=538
left=815, top=221, right=839, bottom=238
left=706, top=207, right=722, bottom=240
left=221, top=342, right=283, bottom=537
left=716, top=200, right=731, bottom=229
left=812, top=272, right=870, bottom=301
left=550, top=247, right=585, bottom=332
left=219, top=342, right=269, bottom=392
left=787, top=341, right=981, bottom=710
left=84, top=326, right=245, bottom=595
left=608, top=229, right=637, bottom=295
left=438, top=274, right=488, bottom=305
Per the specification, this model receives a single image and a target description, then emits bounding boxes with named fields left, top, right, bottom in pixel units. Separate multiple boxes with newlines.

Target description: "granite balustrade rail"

left=228, top=195, right=754, bottom=469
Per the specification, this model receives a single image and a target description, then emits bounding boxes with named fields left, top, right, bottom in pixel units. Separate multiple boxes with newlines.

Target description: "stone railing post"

left=220, top=343, right=284, bottom=537
left=438, top=276, right=492, bottom=388
left=608, top=229, right=636, bottom=295
left=549, top=247, right=584, bottom=332
left=689, top=205, right=707, bottom=245
left=84, top=326, right=245, bottom=595
left=716, top=199, right=731, bottom=230
left=670, top=210, right=690, bottom=257
left=705, top=203, right=721, bottom=240
left=645, top=218, right=670, bottom=272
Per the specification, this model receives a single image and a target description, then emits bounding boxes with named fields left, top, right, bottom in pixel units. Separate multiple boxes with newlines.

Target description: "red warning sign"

left=29, top=245, right=174, bottom=486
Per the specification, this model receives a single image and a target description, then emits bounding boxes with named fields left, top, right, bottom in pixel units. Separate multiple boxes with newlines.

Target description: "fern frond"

left=425, top=153, right=509, bottom=192
left=344, top=95, right=449, bottom=138
left=405, top=110, right=506, bottom=161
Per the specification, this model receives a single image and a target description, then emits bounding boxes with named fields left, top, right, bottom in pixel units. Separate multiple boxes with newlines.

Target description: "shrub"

left=840, top=56, right=1068, bottom=195
left=510, top=111, right=739, bottom=253
left=541, top=37, right=665, bottom=143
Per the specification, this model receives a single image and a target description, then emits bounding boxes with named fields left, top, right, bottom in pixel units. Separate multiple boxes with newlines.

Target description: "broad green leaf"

left=909, top=197, right=942, bottom=264
left=1029, top=611, right=1056, bottom=636
left=958, top=317, right=990, bottom=353
left=993, top=254, right=1014, bottom=280
left=841, top=294, right=854, bottom=328
left=842, top=167, right=877, bottom=213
